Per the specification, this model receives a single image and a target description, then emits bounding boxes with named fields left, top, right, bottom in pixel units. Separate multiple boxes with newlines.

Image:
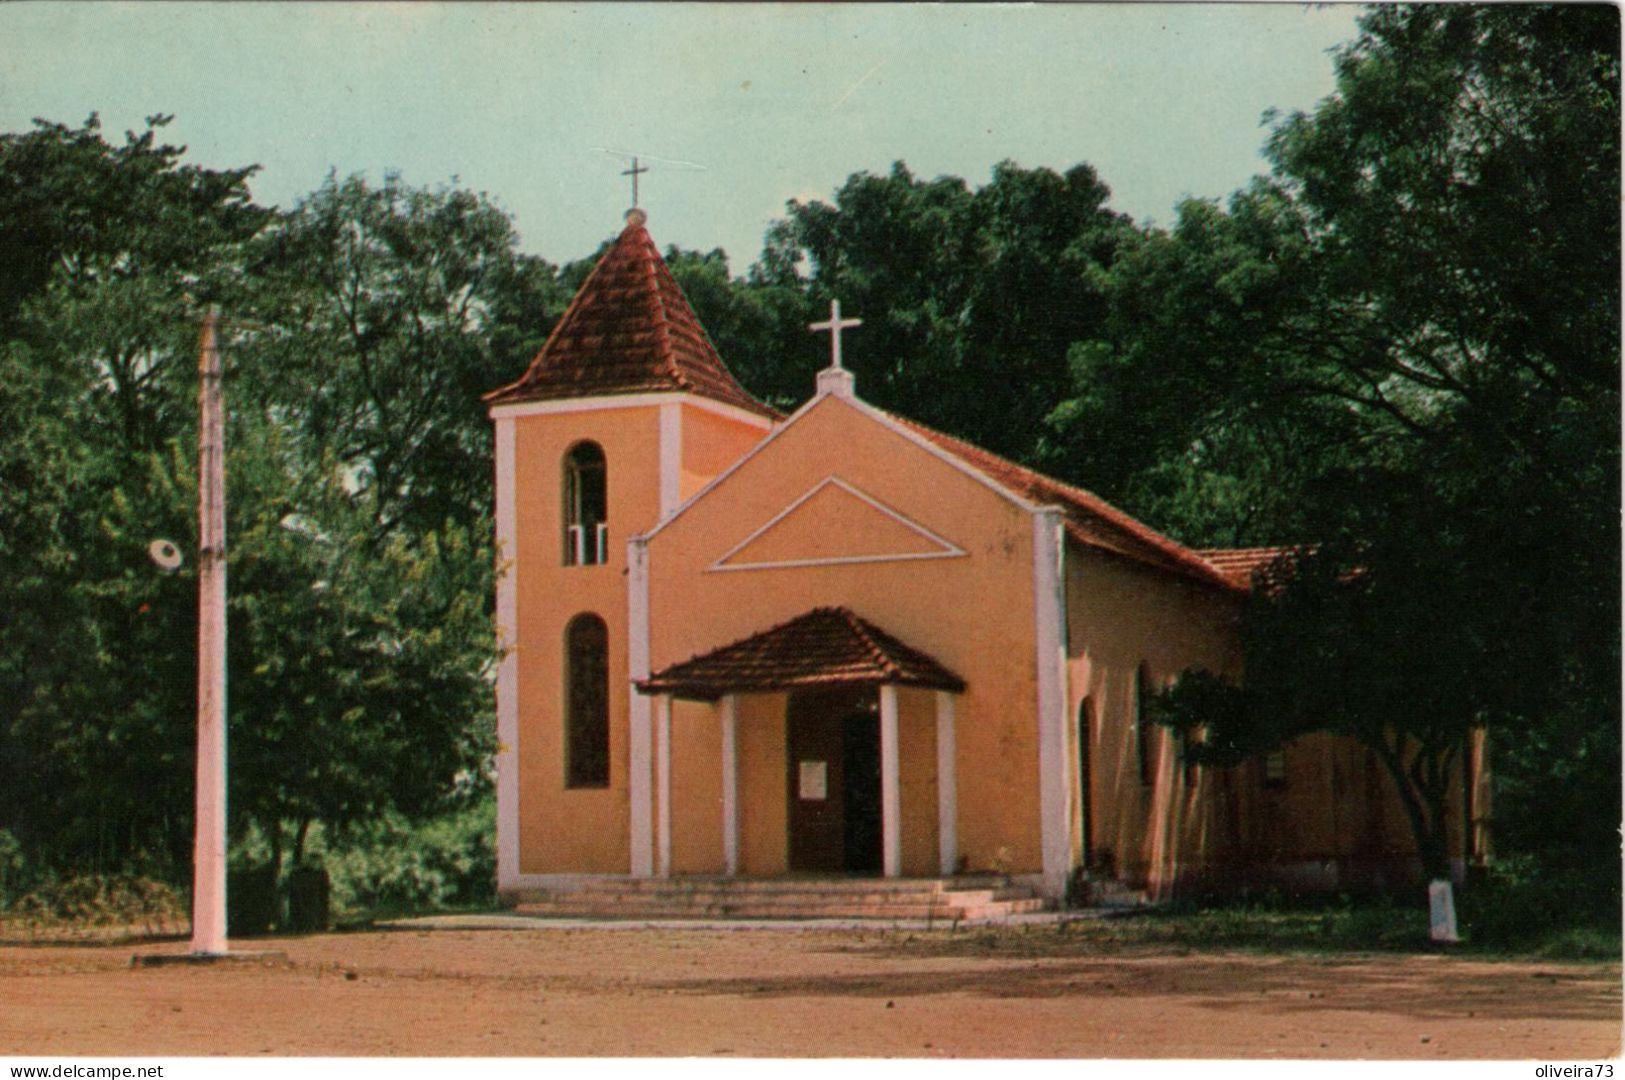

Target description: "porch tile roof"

left=637, top=606, right=966, bottom=701
left=483, top=214, right=780, bottom=420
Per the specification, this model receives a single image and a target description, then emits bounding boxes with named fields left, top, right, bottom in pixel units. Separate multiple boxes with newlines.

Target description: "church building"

left=483, top=209, right=1484, bottom=913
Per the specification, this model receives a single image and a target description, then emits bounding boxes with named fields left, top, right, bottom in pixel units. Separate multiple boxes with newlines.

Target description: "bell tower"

left=484, top=211, right=777, bottom=892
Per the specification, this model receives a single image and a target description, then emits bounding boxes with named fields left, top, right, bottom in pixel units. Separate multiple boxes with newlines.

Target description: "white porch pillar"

left=879, top=684, right=902, bottom=878
left=656, top=693, right=672, bottom=878
left=936, top=690, right=958, bottom=877
left=721, top=694, right=739, bottom=876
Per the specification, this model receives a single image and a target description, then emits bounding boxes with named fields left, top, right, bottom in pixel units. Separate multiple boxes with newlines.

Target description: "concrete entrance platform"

left=383, top=909, right=1112, bottom=933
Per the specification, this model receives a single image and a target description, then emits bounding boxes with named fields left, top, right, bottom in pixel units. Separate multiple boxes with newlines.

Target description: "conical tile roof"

left=484, top=212, right=779, bottom=419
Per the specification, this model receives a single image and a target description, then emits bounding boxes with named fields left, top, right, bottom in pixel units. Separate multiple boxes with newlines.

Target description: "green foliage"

left=1457, top=856, right=1620, bottom=958
left=321, top=800, right=496, bottom=915
left=0, top=127, right=511, bottom=891
left=1128, top=5, right=1619, bottom=888
left=1, top=874, right=187, bottom=938
left=754, top=160, right=1133, bottom=461
left=241, top=171, right=563, bottom=537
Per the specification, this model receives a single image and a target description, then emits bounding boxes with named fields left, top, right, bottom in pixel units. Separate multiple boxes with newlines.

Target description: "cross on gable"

left=808, top=299, right=862, bottom=370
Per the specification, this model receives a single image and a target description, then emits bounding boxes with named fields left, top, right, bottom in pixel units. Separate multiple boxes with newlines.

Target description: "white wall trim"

left=658, top=401, right=682, bottom=520
left=493, top=415, right=522, bottom=891
left=627, top=538, right=653, bottom=876
left=489, top=392, right=775, bottom=431
left=936, top=690, right=958, bottom=877
left=711, top=550, right=968, bottom=574
left=1033, top=507, right=1072, bottom=900
left=880, top=684, right=903, bottom=878
left=709, top=475, right=966, bottom=573
left=721, top=694, right=740, bottom=876
left=655, top=693, right=673, bottom=878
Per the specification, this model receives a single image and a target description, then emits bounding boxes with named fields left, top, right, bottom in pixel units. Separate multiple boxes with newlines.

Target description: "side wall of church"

left=1068, top=548, right=1476, bottom=898
left=1064, top=547, right=1245, bottom=896
left=646, top=395, right=1046, bottom=876
left=510, top=404, right=663, bottom=874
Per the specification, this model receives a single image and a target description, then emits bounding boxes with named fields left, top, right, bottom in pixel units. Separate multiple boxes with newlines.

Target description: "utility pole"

left=192, top=307, right=228, bottom=956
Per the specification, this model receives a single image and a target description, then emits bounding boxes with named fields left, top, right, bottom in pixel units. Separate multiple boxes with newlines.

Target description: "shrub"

left=1457, top=854, right=1621, bottom=954
left=323, top=798, right=495, bottom=915
left=3, top=874, right=186, bottom=936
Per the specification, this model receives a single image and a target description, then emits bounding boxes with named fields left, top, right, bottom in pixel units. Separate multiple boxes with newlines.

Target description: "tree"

left=1145, top=5, right=1619, bottom=889
left=0, top=129, right=513, bottom=884
left=241, top=172, right=563, bottom=539
left=755, top=160, right=1132, bottom=461
left=0, top=116, right=271, bottom=876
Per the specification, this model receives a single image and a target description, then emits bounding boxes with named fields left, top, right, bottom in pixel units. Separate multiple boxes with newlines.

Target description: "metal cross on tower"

left=622, top=156, right=650, bottom=208
left=809, top=299, right=862, bottom=370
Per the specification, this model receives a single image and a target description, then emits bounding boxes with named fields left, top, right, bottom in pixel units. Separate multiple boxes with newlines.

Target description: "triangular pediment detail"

left=712, top=477, right=966, bottom=572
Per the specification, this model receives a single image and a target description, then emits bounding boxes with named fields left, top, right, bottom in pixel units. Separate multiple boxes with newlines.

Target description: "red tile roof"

left=1196, top=546, right=1307, bottom=589
left=637, top=606, right=966, bottom=701
left=887, top=414, right=1244, bottom=592
left=484, top=214, right=780, bottom=419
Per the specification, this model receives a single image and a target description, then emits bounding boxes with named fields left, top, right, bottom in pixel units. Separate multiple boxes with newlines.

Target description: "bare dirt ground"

left=0, top=923, right=1618, bottom=1058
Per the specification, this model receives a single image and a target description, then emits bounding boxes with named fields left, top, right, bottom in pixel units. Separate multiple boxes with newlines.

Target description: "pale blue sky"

left=1, top=2, right=1363, bottom=270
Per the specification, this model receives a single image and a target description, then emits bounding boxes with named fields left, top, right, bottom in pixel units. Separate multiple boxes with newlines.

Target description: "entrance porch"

left=634, top=607, right=966, bottom=881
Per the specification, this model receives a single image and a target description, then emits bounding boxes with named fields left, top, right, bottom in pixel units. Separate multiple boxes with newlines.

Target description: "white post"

left=656, top=694, right=672, bottom=878
left=1032, top=507, right=1071, bottom=900
left=493, top=417, right=519, bottom=893
left=192, top=309, right=228, bottom=956
left=936, top=691, right=957, bottom=877
left=879, top=684, right=902, bottom=878
left=721, top=694, right=739, bottom=876
left=627, top=540, right=653, bottom=876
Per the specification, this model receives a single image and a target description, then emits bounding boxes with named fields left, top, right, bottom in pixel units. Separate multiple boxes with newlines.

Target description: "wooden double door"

left=787, top=688, right=882, bottom=873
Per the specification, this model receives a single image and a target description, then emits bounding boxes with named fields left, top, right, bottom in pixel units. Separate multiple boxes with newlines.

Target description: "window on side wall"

left=1262, top=746, right=1287, bottom=788
left=1135, top=664, right=1153, bottom=787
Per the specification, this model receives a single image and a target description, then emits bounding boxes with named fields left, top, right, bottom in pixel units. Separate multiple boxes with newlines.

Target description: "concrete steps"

left=508, top=876, right=1050, bottom=922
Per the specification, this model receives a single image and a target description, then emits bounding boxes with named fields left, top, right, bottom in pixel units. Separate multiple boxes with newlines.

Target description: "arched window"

left=1135, top=664, right=1153, bottom=787
left=563, top=441, right=607, bottom=566
left=564, top=613, right=609, bottom=788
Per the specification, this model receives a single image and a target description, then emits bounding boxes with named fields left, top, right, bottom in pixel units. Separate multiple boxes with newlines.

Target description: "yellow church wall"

left=645, top=394, right=1045, bottom=876
left=510, top=404, right=664, bottom=875
left=679, top=403, right=772, bottom=503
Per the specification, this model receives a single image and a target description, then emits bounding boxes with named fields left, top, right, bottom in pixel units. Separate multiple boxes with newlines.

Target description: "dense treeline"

left=0, top=6, right=1615, bottom=917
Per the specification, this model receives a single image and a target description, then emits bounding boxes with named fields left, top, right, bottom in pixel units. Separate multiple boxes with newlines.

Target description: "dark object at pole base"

left=227, top=864, right=277, bottom=937
left=131, top=949, right=287, bottom=968
left=285, top=865, right=331, bottom=933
